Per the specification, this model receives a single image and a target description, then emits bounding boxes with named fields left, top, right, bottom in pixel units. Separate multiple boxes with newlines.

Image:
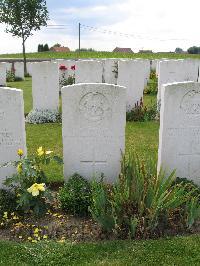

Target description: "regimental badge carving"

left=79, top=92, right=110, bottom=121
left=180, top=90, right=200, bottom=114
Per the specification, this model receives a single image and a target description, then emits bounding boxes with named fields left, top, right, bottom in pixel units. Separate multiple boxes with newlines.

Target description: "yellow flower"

left=28, top=237, right=32, bottom=241
left=3, top=212, right=8, bottom=219
left=17, top=149, right=24, bottom=157
left=27, top=183, right=46, bottom=197
left=45, top=150, right=53, bottom=155
left=34, top=228, right=39, bottom=234
left=43, top=235, right=48, bottom=239
left=37, top=147, right=44, bottom=156
left=17, top=163, right=23, bottom=174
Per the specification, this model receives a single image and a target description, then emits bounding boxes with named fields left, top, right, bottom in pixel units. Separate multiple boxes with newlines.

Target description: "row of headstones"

left=1, top=80, right=200, bottom=188
left=30, top=59, right=151, bottom=112
left=0, top=62, right=26, bottom=85
left=0, top=83, right=125, bottom=187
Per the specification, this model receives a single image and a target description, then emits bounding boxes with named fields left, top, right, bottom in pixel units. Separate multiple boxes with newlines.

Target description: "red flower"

left=59, top=65, right=67, bottom=70
left=71, top=65, right=76, bottom=71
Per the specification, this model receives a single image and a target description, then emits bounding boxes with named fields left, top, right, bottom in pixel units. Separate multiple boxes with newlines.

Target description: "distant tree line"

left=38, top=43, right=49, bottom=52
left=187, top=46, right=200, bottom=54
left=175, top=46, right=200, bottom=54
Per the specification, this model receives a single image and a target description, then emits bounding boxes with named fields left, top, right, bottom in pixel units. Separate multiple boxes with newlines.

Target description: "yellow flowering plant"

left=2, top=147, right=63, bottom=216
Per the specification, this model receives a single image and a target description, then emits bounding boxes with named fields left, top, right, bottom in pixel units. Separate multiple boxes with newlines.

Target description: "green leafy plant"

left=126, top=98, right=157, bottom=122
left=0, top=189, right=17, bottom=215
left=144, top=70, right=158, bottom=95
left=6, top=70, right=15, bottom=82
left=2, top=147, right=63, bottom=216
left=89, top=179, right=115, bottom=232
left=90, top=153, right=200, bottom=238
left=58, top=174, right=92, bottom=216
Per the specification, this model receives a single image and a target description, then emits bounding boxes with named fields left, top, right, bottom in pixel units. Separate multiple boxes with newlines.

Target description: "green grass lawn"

left=0, top=235, right=199, bottom=265
left=3, top=76, right=200, bottom=265
left=2, top=51, right=200, bottom=60
left=7, top=77, right=33, bottom=114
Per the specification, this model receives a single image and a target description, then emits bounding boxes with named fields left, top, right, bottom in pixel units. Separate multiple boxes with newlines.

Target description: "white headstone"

left=14, top=62, right=24, bottom=79
left=157, top=59, right=199, bottom=104
left=151, top=59, right=159, bottom=71
left=6, top=62, right=12, bottom=72
left=31, top=62, right=59, bottom=111
left=75, top=60, right=103, bottom=84
left=158, top=81, right=200, bottom=185
left=0, top=87, right=26, bottom=187
left=0, top=63, right=7, bottom=86
left=62, top=83, right=126, bottom=183
left=102, top=59, right=118, bottom=85
left=27, top=62, right=33, bottom=76
left=117, top=60, right=145, bottom=111
left=139, top=59, right=150, bottom=86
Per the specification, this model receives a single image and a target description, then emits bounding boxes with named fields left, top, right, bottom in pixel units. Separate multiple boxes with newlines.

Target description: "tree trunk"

left=22, top=37, right=27, bottom=76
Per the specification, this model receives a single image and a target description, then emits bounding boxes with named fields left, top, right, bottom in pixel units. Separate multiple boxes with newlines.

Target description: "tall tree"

left=0, top=0, right=49, bottom=75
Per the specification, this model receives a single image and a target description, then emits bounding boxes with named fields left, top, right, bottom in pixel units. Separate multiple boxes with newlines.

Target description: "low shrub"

left=26, top=109, right=61, bottom=124
left=126, top=98, right=157, bottom=122
left=2, top=147, right=63, bottom=217
left=6, top=70, right=15, bottom=82
left=144, top=70, right=158, bottom=95
left=90, top=153, right=200, bottom=239
left=6, top=71, right=24, bottom=82
left=58, top=174, right=92, bottom=216
left=0, top=189, right=17, bottom=215
left=59, top=75, right=75, bottom=88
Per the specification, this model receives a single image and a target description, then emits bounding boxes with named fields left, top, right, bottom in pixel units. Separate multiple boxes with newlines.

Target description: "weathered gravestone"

left=158, top=82, right=200, bottom=185
left=27, top=62, right=33, bottom=76
left=143, top=59, right=151, bottom=86
left=62, top=83, right=126, bottom=182
left=31, top=62, right=59, bottom=111
left=102, top=59, right=118, bottom=85
left=151, top=59, right=159, bottom=71
left=0, top=63, right=7, bottom=86
left=6, top=62, right=12, bottom=72
left=117, top=60, right=145, bottom=111
left=14, top=62, right=24, bottom=79
left=157, top=59, right=199, bottom=104
left=75, top=60, right=103, bottom=84
left=0, top=87, right=26, bottom=187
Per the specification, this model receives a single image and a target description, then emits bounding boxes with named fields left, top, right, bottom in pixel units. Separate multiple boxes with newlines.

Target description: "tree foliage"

left=0, top=0, right=49, bottom=40
left=187, top=46, right=200, bottom=54
left=0, top=0, right=49, bottom=73
left=175, top=47, right=183, bottom=53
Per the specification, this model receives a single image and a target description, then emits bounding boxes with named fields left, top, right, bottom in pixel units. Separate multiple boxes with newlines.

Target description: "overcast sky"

left=0, top=0, right=200, bottom=54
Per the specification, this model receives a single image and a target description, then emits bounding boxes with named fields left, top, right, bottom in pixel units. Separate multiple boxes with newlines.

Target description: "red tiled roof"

left=50, top=47, right=70, bottom=52
left=113, top=47, right=133, bottom=53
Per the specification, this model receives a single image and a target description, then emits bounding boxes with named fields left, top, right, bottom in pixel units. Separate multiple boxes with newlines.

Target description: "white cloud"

left=1, top=0, right=200, bottom=53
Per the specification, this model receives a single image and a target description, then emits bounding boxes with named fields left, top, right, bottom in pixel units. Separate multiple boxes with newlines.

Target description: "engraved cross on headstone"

left=80, top=147, right=107, bottom=176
